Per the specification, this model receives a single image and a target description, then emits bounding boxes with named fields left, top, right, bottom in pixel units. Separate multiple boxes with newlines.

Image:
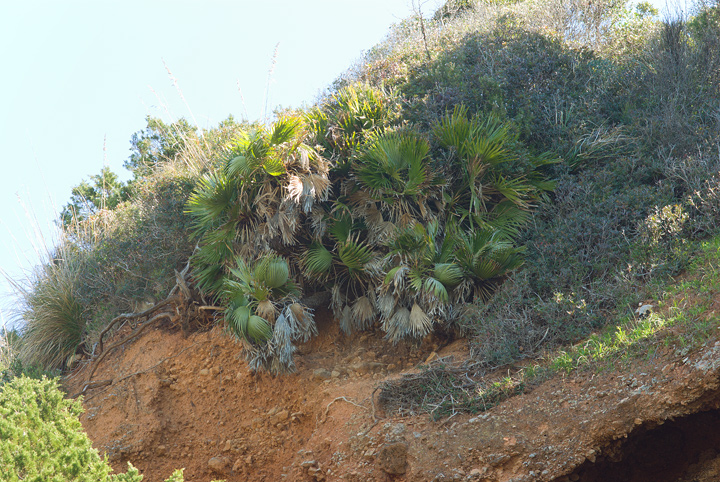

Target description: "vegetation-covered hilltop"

left=3, top=0, right=720, bottom=412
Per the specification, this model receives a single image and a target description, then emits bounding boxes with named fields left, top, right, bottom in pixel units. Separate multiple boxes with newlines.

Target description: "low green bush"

left=0, top=376, right=184, bottom=481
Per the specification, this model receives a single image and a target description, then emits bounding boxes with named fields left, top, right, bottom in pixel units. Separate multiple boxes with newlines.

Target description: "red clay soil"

left=64, top=309, right=720, bottom=482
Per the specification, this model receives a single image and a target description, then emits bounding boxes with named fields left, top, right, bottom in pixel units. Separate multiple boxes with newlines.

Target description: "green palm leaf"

left=423, top=277, right=449, bottom=302
left=302, top=243, right=333, bottom=277
left=270, top=115, right=303, bottom=146
left=433, top=263, right=464, bottom=288
left=254, top=255, right=289, bottom=289
left=262, top=152, right=286, bottom=177
left=337, top=239, right=374, bottom=277
left=185, top=171, right=236, bottom=229
left=247, top=315, right=273, bottom=342
left=226, top=305, right=251, bottom=338
left=227, top=154, right=257, bottom=178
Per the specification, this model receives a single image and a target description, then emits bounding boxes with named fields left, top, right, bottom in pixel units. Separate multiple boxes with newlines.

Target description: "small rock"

left=223, top=440, right=232, bottom=452
left=313, top=368, right=332, bottom=381
left=245, top=454, right=254, bottom=465
left=331, top=370, right=341, bottom=378
left=232, top=458, right=243, bottom=472
left=208, top=456, right=230, bottom=473
left=199, top=368, right=210, bottom=376
left=376, top=442, right=408, bottom=475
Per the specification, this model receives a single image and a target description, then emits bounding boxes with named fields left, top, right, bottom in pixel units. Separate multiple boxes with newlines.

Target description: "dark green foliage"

left=125, top=117, right=198, bottom=177
left=187, top=92, right=551, bottom=370
left=60, top=167, right=130, bottom=226
left=0, top=377, right=112, bottom=481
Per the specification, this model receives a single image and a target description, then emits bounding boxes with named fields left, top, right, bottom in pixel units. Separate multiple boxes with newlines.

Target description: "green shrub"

left=0, top=376, right=185, bottom=481
left=186, top=100, right=553, bottom=371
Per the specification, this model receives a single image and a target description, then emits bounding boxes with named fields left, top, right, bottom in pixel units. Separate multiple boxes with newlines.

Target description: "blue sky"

left=0, top=0, right=429, bottom=329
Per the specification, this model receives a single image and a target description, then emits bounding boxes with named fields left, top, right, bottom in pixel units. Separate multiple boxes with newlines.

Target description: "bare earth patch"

left=65, top=309, right=720, bottom=482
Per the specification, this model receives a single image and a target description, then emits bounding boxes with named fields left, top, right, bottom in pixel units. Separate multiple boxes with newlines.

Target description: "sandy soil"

left=65, top=307, right=720, bottom=482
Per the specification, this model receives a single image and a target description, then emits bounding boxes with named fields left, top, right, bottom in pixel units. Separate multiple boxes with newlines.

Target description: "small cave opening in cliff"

left=559, top=409, right=720, bottom=482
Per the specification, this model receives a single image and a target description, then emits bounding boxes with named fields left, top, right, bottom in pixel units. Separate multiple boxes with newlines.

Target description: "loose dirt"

left=65, top=308, right=720, bottom=482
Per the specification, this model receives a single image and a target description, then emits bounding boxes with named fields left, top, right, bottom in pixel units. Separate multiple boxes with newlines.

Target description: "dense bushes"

left=337, top=0, right=720, bottom=366
left=12, top=0, right=720, bottom=378
left=186, top=90, right=553, bottom=371
left=14, top=117, right=245, bottom=370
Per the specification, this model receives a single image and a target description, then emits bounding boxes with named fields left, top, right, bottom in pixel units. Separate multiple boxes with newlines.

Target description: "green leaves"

left=354, top=131, right=443, bottom=226
left=254, top=256, right=290, bottom=289
left=184, top=98, right=551, bottom=368
left=186, top=171, right=236, bottom=230
left=302, top=243, right=334, bottom=278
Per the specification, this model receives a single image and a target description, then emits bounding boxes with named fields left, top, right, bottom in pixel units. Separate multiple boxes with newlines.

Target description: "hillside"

left=63, top=278, right=720, bottom=481
left=3, top=0, right=720, bottom=480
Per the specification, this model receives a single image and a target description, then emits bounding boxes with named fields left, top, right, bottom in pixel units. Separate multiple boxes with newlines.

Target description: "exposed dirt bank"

left=65, top=311, right=720, bottom=482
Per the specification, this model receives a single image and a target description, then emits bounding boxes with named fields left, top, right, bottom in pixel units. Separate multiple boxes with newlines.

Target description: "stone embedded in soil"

left=272, top=409, right=290, bottom=425
left=376, top=441, right=408, bottom=475
left=313, top=368, right=332, bottom=380
left=207, top=455, right=230, bottom=473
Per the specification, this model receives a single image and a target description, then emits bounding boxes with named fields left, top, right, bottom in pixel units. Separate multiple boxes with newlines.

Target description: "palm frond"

left=247, top=315, right=273, bottom=343
left=423, top=277, right=450, bottom=303
left=351, top=295, right=376, bottom=331
left=302, top=242, right=333, bottom=279
left=409, top=303, right=433, bottom=338
left=226, top=305, right=251, bottom=339
left=185, top=171, right=236, bottom=230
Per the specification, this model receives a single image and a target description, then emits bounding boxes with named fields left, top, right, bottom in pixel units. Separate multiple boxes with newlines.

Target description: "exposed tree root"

left=83, top=260, right=217, bottom=387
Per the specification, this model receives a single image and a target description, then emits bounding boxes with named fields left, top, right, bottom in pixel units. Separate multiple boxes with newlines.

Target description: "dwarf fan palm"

left=354, top=131, right=444, bottom=227
left=434, top=105, right=554, bottom=231
left=306, top=84, right=398, bottom=167
left=300, top=214, right=383, bottom=333
left=222, top=254, right=315, bottom=373
left=379, top=221, right=461, bottom=341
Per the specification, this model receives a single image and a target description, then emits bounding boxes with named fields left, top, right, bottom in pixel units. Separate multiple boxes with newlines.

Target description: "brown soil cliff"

left=65, top=309, right=720, bottom=482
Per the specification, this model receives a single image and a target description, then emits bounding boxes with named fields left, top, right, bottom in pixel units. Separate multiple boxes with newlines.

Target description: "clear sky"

left=0, top=0, right=433, bottom=330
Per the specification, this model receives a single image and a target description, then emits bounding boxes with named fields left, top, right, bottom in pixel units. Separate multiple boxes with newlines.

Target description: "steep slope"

left=65, top=305, right=720, bottom=482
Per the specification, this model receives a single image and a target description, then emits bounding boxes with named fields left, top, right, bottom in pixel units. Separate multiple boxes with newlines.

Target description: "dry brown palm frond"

left=409, top=303, right=433, bottom=338
left=385, top=307, right=411, bottom=342
left=309, top=205, right=327, bottom=239
left=308, top=173, right=331, bottom=200
left=299, top=147, right=311, bottom=171
left=288, top=302, right=310, bottom=325
left=286, top=174, right=304, bottom=204
left=351, top=295, right=376, bottom=330
left=377, top=292, right=397, bottom=318
left=277, top=207, right=299, bottom=245
left=257, top=299, right=278, bottom=323
left=331, top=284, right=343, bottom=313
left=339, top=304, right=353, bottom=333
left=455, top=278, right=474, bottom=303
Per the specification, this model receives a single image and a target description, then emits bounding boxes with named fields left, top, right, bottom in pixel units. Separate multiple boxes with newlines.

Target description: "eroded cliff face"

left=65, top=310, right=720, bottom=482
